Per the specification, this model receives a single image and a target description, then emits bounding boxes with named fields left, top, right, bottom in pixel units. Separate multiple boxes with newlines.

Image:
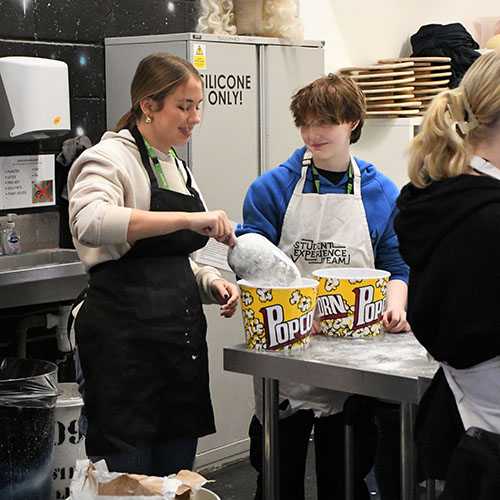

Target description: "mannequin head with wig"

left=197, top=0, right=304, bottom=45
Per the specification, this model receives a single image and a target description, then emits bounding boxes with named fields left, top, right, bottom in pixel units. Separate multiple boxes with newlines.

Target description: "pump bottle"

left=4, top=213, right=21, bottom=255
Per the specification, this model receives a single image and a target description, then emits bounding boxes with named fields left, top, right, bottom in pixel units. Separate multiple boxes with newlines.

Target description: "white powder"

left=228, top=233, right=301, bottom=287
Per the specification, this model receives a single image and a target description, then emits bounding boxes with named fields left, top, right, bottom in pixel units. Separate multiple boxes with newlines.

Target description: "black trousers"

left=373, top=402, right=401, bottom=500
left=249, top=408, right=378, bottom=500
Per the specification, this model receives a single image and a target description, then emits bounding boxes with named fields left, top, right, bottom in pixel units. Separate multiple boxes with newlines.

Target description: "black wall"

left=0, top=0, right=200, bottom=167
left=0, top=0, right=200, bottom=358
left=0, top=0, right=200, bottom=230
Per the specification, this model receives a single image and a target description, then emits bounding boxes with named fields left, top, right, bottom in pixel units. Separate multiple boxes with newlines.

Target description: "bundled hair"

left=408, top=49, right=500, bottom=188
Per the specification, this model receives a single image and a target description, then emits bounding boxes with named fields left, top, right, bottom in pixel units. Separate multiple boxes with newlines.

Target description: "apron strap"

left=350, top=156, right=362, bottom=196
left=130, top=125, right=160, bottom=189
left=470, top=155, right=500, bottom=181
left=66, top=285, right=89, bottom=353
left=174, top=155, right=194, bottom=190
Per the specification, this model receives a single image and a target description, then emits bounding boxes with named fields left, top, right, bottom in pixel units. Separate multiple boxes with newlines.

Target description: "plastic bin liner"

left=0, top=357, right=62, bottom=499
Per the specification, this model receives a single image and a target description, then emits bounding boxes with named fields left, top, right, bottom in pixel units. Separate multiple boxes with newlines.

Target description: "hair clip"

left=444, top=89, right=479, bottom=135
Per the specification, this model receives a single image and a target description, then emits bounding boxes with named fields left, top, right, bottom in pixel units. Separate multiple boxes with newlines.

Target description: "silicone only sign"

left=200, top=73, right=252, bottom=106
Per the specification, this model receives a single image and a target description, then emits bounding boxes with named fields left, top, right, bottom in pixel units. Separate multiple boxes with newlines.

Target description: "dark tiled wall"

left=0, top=2, right=199, bottom=350
left=0, top=0, right=199, bottom=150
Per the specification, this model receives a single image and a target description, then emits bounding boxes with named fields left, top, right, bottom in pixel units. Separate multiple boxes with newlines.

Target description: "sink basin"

left=0, top=248, right=88, bottom=309
left=0, top=249, right=81, bottom=271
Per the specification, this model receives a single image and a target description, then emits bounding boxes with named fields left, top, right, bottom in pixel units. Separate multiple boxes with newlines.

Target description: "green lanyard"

left=310, top=160, right=354, bottom=195
left=142, top=137, right=185, bottom=191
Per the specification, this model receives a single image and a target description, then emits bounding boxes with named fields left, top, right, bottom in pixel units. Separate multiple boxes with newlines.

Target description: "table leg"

left=426, top=479, right=436, bottom=500
left=263, top=377, right=279, bottom=500
left=344, top=422, right=354, bottom=500
left=400, top=402, right=417, bottom=500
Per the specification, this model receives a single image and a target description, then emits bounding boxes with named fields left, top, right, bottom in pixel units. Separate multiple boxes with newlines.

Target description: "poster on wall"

left=0, top=154, right=56, bottom=209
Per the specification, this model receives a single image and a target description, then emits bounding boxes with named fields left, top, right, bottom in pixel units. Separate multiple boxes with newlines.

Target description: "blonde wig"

left=197, top=0, right=303, bottom=44
left=408, top=49, right=500, bottom=188
left=197, top=0, right=237, bottom=35
left=261, top=0, right=303, bottom=44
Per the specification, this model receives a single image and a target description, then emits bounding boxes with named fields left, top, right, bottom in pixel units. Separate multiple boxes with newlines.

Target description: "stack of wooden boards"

left=339, top=57, right=452, bottom=118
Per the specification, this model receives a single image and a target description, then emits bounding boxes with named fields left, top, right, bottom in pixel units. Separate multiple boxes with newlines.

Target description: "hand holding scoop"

left=227, top=233, right=301, bottom=287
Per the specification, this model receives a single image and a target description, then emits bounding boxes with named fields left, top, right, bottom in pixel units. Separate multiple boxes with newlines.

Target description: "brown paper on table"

left=86, top=461, right=209, bottom=498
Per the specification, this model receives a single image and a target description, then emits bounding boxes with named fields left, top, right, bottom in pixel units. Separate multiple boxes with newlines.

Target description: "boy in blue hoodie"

left=237, top=74, right=410, bottom=500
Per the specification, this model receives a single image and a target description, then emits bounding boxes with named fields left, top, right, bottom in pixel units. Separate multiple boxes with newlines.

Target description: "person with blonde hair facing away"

left=394, top=50, right=500, bottom=487
left=68, top=52, right=238, bottom=476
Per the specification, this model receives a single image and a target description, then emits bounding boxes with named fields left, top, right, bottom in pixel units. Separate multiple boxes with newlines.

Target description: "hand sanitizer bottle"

left=4, top=213, right=21, bottom=255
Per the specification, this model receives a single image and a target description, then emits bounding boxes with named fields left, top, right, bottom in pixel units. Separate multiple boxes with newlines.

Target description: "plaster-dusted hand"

left=383, top=279, right=411, bottom=333
left=210, top=279, right=239, bottom=317
left=189, top=210, right=236, bottom=246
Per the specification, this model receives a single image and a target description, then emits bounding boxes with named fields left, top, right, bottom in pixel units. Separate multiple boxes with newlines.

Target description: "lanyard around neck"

left=310, top=159, right=354, bottom=194
left=142, top=137, right=185, bottom=191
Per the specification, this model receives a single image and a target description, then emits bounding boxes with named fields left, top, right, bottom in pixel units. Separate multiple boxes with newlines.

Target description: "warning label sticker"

left=193, top=44, right=206, bottom=70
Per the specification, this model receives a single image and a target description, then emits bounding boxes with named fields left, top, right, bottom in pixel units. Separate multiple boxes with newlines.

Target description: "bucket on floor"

left=195, top=488, right=221, bottom=500
left=52, top=382, right=86, bottom=500
left=238, top=278, right=317, bottom=350
left=312, top=268, right=390, bottom=337
left=0, top=357, right=62, bottom=499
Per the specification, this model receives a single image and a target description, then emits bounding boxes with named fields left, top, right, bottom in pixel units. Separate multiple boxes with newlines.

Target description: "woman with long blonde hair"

left=395, top=50, right=500, bottom=486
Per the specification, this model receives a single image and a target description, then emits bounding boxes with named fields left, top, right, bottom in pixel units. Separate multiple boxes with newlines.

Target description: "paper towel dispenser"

left=0, top=56, right=71, bottom=141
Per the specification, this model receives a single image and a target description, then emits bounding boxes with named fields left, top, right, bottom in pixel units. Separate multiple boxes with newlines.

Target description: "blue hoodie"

left=236, top=146, right=408, bottom=282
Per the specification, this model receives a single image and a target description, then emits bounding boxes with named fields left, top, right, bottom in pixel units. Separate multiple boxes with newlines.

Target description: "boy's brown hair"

left=290, top=74, right=366, bottom=144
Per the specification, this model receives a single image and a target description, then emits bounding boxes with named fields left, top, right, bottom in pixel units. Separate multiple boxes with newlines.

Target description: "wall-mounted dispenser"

left=0, top=56, right=71, bottom=141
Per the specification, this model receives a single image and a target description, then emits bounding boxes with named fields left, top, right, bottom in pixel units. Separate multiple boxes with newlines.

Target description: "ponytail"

left=408, top=89, right=470, bottom=188
left=114, top=108, right=140, bottom=132
left=408, top=49, right=500, bottom=188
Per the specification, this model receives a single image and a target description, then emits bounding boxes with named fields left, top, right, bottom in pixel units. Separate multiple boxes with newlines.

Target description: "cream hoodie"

left=67, top=129, right=222, bottom=304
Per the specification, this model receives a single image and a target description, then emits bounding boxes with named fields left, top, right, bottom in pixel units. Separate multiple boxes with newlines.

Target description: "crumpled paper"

left=70, top=459, right=210, bottom=500
left=227, top=233, right=301, bottom=287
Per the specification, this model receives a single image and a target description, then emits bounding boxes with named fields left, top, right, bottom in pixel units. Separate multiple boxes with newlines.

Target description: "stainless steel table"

left=223, top=333, right=438, bottom=500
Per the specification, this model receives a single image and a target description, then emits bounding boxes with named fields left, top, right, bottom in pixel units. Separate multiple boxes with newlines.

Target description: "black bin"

left=0, top=358, right=61, bottom=499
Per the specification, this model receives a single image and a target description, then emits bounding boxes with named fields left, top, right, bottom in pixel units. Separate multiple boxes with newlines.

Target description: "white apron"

left=255, top=152, right=375, bottom=420
left=441, top=357, right=500, bottom=434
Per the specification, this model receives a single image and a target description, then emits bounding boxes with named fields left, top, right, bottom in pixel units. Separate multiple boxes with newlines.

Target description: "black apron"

left=75, top=126, right=215, bottom=456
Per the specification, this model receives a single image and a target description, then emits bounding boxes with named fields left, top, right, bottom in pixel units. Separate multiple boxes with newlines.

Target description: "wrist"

left=182, top=212, right=194, bottom=231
